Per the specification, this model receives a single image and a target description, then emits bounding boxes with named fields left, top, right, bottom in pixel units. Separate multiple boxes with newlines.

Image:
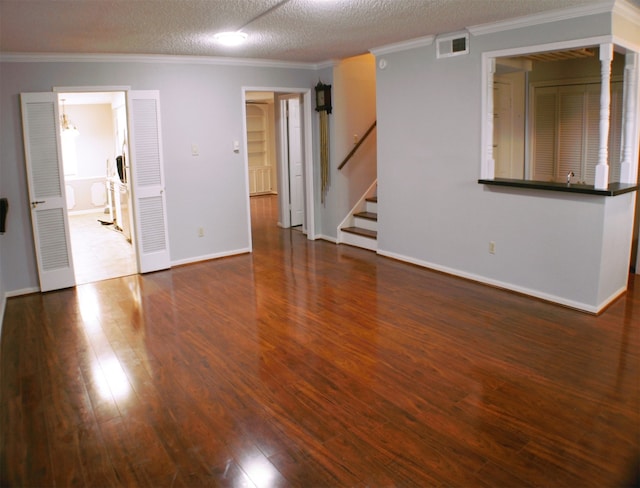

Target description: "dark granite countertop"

left=478, top=178, right=638, bottom=196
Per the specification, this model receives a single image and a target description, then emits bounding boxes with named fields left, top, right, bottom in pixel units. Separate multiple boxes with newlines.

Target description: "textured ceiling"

left=0, top=0, right=636, bottom=64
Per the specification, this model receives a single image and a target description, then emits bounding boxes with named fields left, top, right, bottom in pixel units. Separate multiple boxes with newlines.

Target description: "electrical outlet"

left=198, top=227, right=204, bottom=237
left=489, top=241, right=496, bottom=254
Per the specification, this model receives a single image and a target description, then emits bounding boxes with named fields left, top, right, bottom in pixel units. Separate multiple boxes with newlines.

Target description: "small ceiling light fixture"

left=212, top=0, right=289, bottom=49
left=213, top=31, right=248, bottom=47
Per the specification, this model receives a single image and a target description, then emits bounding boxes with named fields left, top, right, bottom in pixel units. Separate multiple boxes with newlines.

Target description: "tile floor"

left=68, top=211, right=137, bottom=285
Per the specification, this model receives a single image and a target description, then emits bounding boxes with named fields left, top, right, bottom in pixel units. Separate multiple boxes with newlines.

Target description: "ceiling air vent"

left=437, top=32, right=469, bottom=59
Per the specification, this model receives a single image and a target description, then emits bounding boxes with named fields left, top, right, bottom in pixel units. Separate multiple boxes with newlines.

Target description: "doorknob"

left=31, top=200, right=45, bottom=208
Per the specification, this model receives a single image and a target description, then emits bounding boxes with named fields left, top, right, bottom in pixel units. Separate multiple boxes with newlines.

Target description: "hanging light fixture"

left=60, top=99, right=79, bottom=134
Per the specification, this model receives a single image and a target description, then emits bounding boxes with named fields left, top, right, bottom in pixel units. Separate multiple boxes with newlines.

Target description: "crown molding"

left=314, top=59, right=339, bottom=70
left=468, top=0, right=616, bottom=36
left=613, top=0, right=640, bottom=26
left=0, top=52, right=323, bottom=70
left=370, top=35, right=435, bottom=57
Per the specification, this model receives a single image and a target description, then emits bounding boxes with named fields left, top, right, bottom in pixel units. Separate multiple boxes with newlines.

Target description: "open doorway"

left=245, top=92, right=280, bottom=231
left=244, top=90, right=306, bottom=235
left=58, top=91, right=137, bottom=284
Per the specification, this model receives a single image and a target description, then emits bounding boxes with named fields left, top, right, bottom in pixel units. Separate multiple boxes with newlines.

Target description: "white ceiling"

left=0, top=0, right=637, bottom=64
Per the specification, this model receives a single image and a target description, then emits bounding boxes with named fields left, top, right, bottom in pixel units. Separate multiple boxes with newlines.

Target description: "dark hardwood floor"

left=1, top=194, right=639, bottom=487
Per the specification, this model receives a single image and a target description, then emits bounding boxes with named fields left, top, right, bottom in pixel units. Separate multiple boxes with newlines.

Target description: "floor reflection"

left=76, top=283, right=135, bottom=405
left=93, top=355, right=131, bottom=401
left=76, top=284, right=101, bottom=324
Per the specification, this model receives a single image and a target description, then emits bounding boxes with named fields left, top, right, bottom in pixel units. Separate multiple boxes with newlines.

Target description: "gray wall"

left=0, top=59, right=319, bottom=293
left=374, top=10, right=638, bottom=311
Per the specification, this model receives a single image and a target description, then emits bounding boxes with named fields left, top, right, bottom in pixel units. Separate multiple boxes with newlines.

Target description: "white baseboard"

left=316, top=234, right=338, bottom=244
left=170, top=248, right=251, bottom=267
left=596, top=285, right=628, bottom=314
left=6, top=286, right=40, bottom=298
left=377, top=248, right=603, bottom=314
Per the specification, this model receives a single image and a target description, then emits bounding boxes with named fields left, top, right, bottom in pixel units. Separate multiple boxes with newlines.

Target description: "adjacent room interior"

left=59, top=91, right=137, bottom=284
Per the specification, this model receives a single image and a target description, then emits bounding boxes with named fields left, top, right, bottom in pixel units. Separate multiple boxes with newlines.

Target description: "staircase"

left=336, top=120, right=378, bottom=252
left=339, top=195, right=378, bottom=251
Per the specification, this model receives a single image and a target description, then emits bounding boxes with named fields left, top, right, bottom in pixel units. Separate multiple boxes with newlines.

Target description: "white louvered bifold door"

left=127, top=91, right=171, bottom=273
left=532, top=82, right=624, bottom=184
left=557, top=85, right=586, bottom=182
left=532, top=87, right=558, bottom=181
left=20, top=92, right=76, bottom=292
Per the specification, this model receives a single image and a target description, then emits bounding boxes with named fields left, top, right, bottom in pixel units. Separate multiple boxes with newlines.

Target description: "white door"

left=286, top=97, right=304, bottom=227
left=20, top=92, right=76, bottom=292
left=127, top=90, right=171, bottom=273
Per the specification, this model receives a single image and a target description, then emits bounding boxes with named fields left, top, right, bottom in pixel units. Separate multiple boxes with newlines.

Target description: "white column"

left=620, top=52, right=638, bottom=184
left=484, top=57, right=496, bottom=179
left=595, top=43, right=613, bottom=189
